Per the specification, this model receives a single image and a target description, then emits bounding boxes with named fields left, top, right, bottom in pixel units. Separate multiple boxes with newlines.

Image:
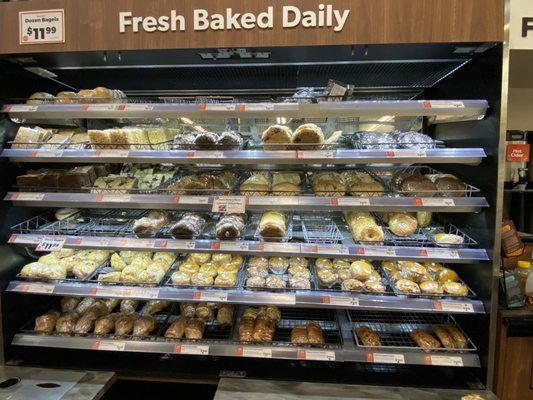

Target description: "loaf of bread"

left=356, top=326, right=381, bottom=346
left=259, top=211, right=287, bottom=238
left=261, top=125, right=292, bottom=150
left=311, top=172, right=346, bottom=197
left=410, top=329, right=441, bottom=350
left=291, top=123, right=324, bottom=150
left=240, top=173, right=270, bottom=196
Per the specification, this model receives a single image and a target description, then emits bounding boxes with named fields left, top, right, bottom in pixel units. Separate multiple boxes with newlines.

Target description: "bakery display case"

left=0, top=40, right=503, bottom=392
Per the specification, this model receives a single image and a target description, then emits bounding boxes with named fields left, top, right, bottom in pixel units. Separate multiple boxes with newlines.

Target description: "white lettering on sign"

left=19, top=9, right=65, bottom=45
left=118, top=6, right=350, bottom=34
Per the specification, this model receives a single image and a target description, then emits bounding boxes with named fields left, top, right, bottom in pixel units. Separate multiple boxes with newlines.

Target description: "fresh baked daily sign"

left=119, top=5, right=350, bottom=33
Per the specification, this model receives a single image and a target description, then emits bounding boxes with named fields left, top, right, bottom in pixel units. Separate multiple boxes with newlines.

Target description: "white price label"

left=173, top=196, right=209, bottom=205
left=199, top=151, right=225, bottom=158
left=217, top=242, right=249, bottom=252
left=35, top=237, right=66, bottom=252
left=267, top=293, right=296, bottom=305
left=336, top=198, right=371, bottom=206
left=243, top=104, right=274, bottom=111
left=135, top=239, right=156, bottom=248
left=424, top=101, right=465, bottom=109
left=324, top=296, right=359, bottom=307
left=32, top=150, right=63, bottom=158
left=96, top=287, right=124, bottom=297
left=160, top=240, right=196, bottom=250
left=369, top=353, right=405, bottom=364
left=118, top=104, right=154, bottom=111
left=212, top=196, right=246, bottom=213
left=200, top=104, right=236, bottom=111
left=419, top=249, right=460, bottom=259
left=19, top=9, right=65, bottom=45
left=418, top=198, right=456, bottom=207
left=99, top=195, right=132, bottom=203
left=428, top=355, right=464, bottom=367
left=93, top=341, right=126, bottom=352
left=258, top=243, right=301, bottom=253
left=248, top=197, right=297, bottom=206
left=16, top=282, right=54, bottom=294
left=194, top=291, right=228, bottom=302
left=356, top=247, right=396, bottom=257
left=127, top=287, right=160, bottom=299
left=309, top=245, right=349, bottom=256
left=386, top=150, right=427, bottom=158
left=299, top=349, right=336, bottom=361
left=238, top=347, right=272, bottom=358
left=11, top=193, right=45, bottom=201
left=9, top=235, right=43, bottom=245
left=83, top=104, right=118, bottom=111
left=6, top=105, right=38, bottom=112
left=297, top=150, right=334, bottom=159
left=174, top=344, right=209, bottom=355
left=95, top=150, right=130, bottom=157
left=436, top=301, right=474, bottom=313
left=80, top=238, right=109, bottom=247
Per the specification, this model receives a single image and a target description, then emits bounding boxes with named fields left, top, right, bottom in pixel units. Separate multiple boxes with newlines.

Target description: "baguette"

left=409, top=329, right=441, bottom=350
left=433, top=325, right=456, bottom=349
left=444, top=323, right=468, bottom=349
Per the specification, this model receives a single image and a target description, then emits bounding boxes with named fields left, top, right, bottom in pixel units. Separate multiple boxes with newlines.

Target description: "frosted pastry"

left=259, top=211, right=287, bottom=238
left=215, top=214, right=246, bottom=239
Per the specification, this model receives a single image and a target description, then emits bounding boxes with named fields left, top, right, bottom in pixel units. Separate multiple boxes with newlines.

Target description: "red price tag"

left=330, top=198, right=339, bottom=206
left=412, top=198, right=423, bottom=206
left=172, top=196, right=180, bottom=204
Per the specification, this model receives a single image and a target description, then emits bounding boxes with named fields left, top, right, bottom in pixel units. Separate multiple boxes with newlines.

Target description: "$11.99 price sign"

left=19, top=9, right=65, bottom=45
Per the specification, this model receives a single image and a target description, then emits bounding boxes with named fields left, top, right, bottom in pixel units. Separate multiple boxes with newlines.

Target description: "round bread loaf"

left=400, top=175, right=437, bottom=197
left=435, top=176, right=465, bottom=197
left=261, top=125, right=292, bottom=150
left=291, top=123, right=324, bottom=150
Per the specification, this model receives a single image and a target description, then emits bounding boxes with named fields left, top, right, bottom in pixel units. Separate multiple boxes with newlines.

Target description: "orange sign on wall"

left=507, top=143, right=531, bottom=162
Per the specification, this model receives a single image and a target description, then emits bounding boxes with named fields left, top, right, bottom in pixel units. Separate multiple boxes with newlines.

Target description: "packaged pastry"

left=339, top=269, right=352, bottom=282
left=115, top=315, right=137, bottom=336
left=13, top=126, right=53, bottom=149
left=133, top=315, right=156, bottom=336
left=246, top=276, right=266, bottom=287
left=171, top=271, right=191, bottom=285
left=185, top=319, right=205, bottom=339
left=442, top=281, right=468, bottom=296
left=133, top=210, right=168, bottom=238
left=395, top=174, right=438, bottom=197
left=290, top=326, right=308, bottom=344
left=259, top=306, right=281, bottom=326
left=344, top=212, right=384, bottom=243
left=169, top=213, right=207, bottom=238
left=120, top=299, right=139, bottom=314
left=104, top=298, right=120, bottom=313
left=218, top=131, right=243, bottom=148
left=271, top=172, right=301, bottom=196
left=434, top=233, right=464, bottom=246
left=191, top=272, right=214, bottom=286
left=252, top=316, right=275, bottom=342
left=387, top=213, right=418, bottom=237
left=317, top=269, right=338, bottom=288
left=315, top=258, right=333, bottom=270
left=82, top=302, right=109, bottom=320
left=214, top=272, right=237, bottom=286
left=291, top=123, right=324, bottom=150
left=333, top=259, right=351, bottom=270
left=261, top=125, right=292, bottom=150
left=341, top=278, right=364, bottom=291
left=27, top=92, right=55, bottom=104
left=61, top=297, right=81, bottom=312
left=306, top=321, right=324, bottom=345
left=178, top=303, right=196, bottom=319
left=258, top=211, right=287, bottom=239
left=73, top=314, right=97, bottom=334
left=165, top=317, right=187, bottom=339
left=212, top=253, right=233, bottom=265
left=365, top=280, right=386, bottom=293
left=419, top=280, right=444, bottom=294
left=215, top=214, right=246, bottom=240
left=289, top=257, right=308, bottom=268
left=356, top=326, right=381, bottom=347
left=75, top=298, right=97, bottom=315
left=194, top=132, right=218, bottom=149
left=243, top=307, right=260, bottom=319
left=288, top=266, right=310, bottom=279
left=91, top=176, right=136, bottom=194
left=240, top=173, right=270, bottom=196
left=437, top=268, right=460, bottom=283
left=311, top=172, right=345, bottom=197
left=265, top=275, right=286, bottom=289
left=395, top=279, right=421, bottom=294
left=55, top=312, right=79, bottom=334
left=444, top=323, right=468, bottom=349
left=217, top=304, right=234, bottom=326
left=409, top=329, right=441, bottom=350
left=249, top=256, right=268, bottom=269
left=341, top=170, right=384, bottom=197
left=141, top=300, right=170, bottom=316
left=350, top=261, right=373, bottom=281
left=433, top=325, right=456, bottom=349
left=188, top=253, right=211, bottom=264
left=239, top=317, right=255, bottom=342
left=416, top=212, right=433, bottom=228
left=268, top=257, right=289, bottom=274
left=35, top=311, right=60, bottom=333
left=94, top=314, right=119, bottom=335
left=195, top=303, right=216, bottom=320
left=289, top=276, right=311, bottom=289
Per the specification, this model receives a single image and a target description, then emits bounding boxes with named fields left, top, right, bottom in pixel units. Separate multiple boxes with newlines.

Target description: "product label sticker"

left=367, top=353, right=405, bottom=364
left=92, top=341, right=126, bottom=351
left=426, top=355, right=464, bottom=367
left=413, top=198, right=455, bottom=207
left=80, top=238, right=109, bottom=247
left=172, top=196, right=209, bottom=205
left=19, top=9, right=65, bottom=44
left=117, top=104, right=154, bottom=111
left=386, top=150, right=426, bottom=158
left=11, top=193, right=45, bottom=201
left=199, top=103, right=236, bottom=111
left=336, top=198, right=371, bottom=206
left=81, top=104, right=118, bottom=112
left=237, top=346, right=272, bottom=358
left=356, top=247, right=396, bottom=257
left=423, top=101, right=465, bottom=109
left=435, top=301, right=474, bottom=313
left=174, top=344, right=209, bottom=355
left=97, top=194, right=132, bottom=203
left=296, top=150, right=335, bottom=159
left=5, top=105, right=38, bottom=112
left=16, top=282, right=55, bottom=294
left=158, top=240, right=196, bottom=250
left=35, top=237, right=66, bottom=252
left=212, top=196, right=246, bottom=213
left=267, top=293, right=296, bottom=305
left=323, top=296, right=359, bottom=307
left=193, top=291, right=228, bottom=302
left=218, top=242, right=249, bottom=252
left=94, top=149, right=130, bottom=157
left=242, top=104, right=274, bottom=111
left=96, top=287, right=124, bottom=297
left=298, top=349, right=335, bottom=361
left=418, top=249, right=460, bottom=259
left=126, top=287, right=160, bottom=299
left=309, top=245, right=349, bottom=256
left=198, top=151, right=225, bottom=158
left=30, top=150, right=63, bottom=158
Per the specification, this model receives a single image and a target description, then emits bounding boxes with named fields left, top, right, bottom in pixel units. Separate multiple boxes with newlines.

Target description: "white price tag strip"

left=217, top=242, right=249, bottom=252
left=200, top=104, right=236, bottom=111
left=267, top=293, right=296, bottom=305
left=296, top=150, right=334, bottom=159
left=212, top=196, right=246, bottom=213
left=248, top=197, right=294, bottom=206
left=80, top=238, right=109, bottom=247
left=83, top=105, right=118, bottom=111
left=198, top=151, right=225, bottom=158
left=15, top=282, right=55, bottom=294
left=35, top=237, right=66, bottom=252
left=242, top=104, right=274, bottom=111
left=368, top=353, right=405, bottom=364
left=310, top=245, right=349, bottom=256
left=99, top=195, right=132, bottom=203
left=435, top=301, right=474, bottom=313
left=387, top=150, right=427, bottom=158
left=424, top=101, right=465, bottom=109
left=6, top=105, right=38, bottom=112
left=174, top=344, right=209, bottom=355
left=323, top=296, right=359, bottom=307
left=95, top=150, right=130, bottom=157
left=336, top=198, right=371, bottom=206
left=416, top=198, right=456, bottom=207
left=19, top=9, right=65, bottom=44
left=159, top=240, right=196, bottom=250
left=127, top=288, right=160, bottom=299
left=9, top=235, right=43, bottom=245
left=173, top=196, right=209, bottom=205
left=419, top=249, right=460, bottom=259
left=427, top=355, right=464, bottom=367
left=356, top=247, right=396, bottom=257
left=194, top=292, right=228, bottom=302
left=96, top=287, right=124, bottom=297
left=93, top=341, right=126, bottom=351
left=32, top=150, right=63, bottom=158
left=11, top=193, right=45, bottom=201
left=299, top=349, right=336, bottom=361
left=118, top=104, right=154, bottom=111
left=238, top=347, right=272, bottom=358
